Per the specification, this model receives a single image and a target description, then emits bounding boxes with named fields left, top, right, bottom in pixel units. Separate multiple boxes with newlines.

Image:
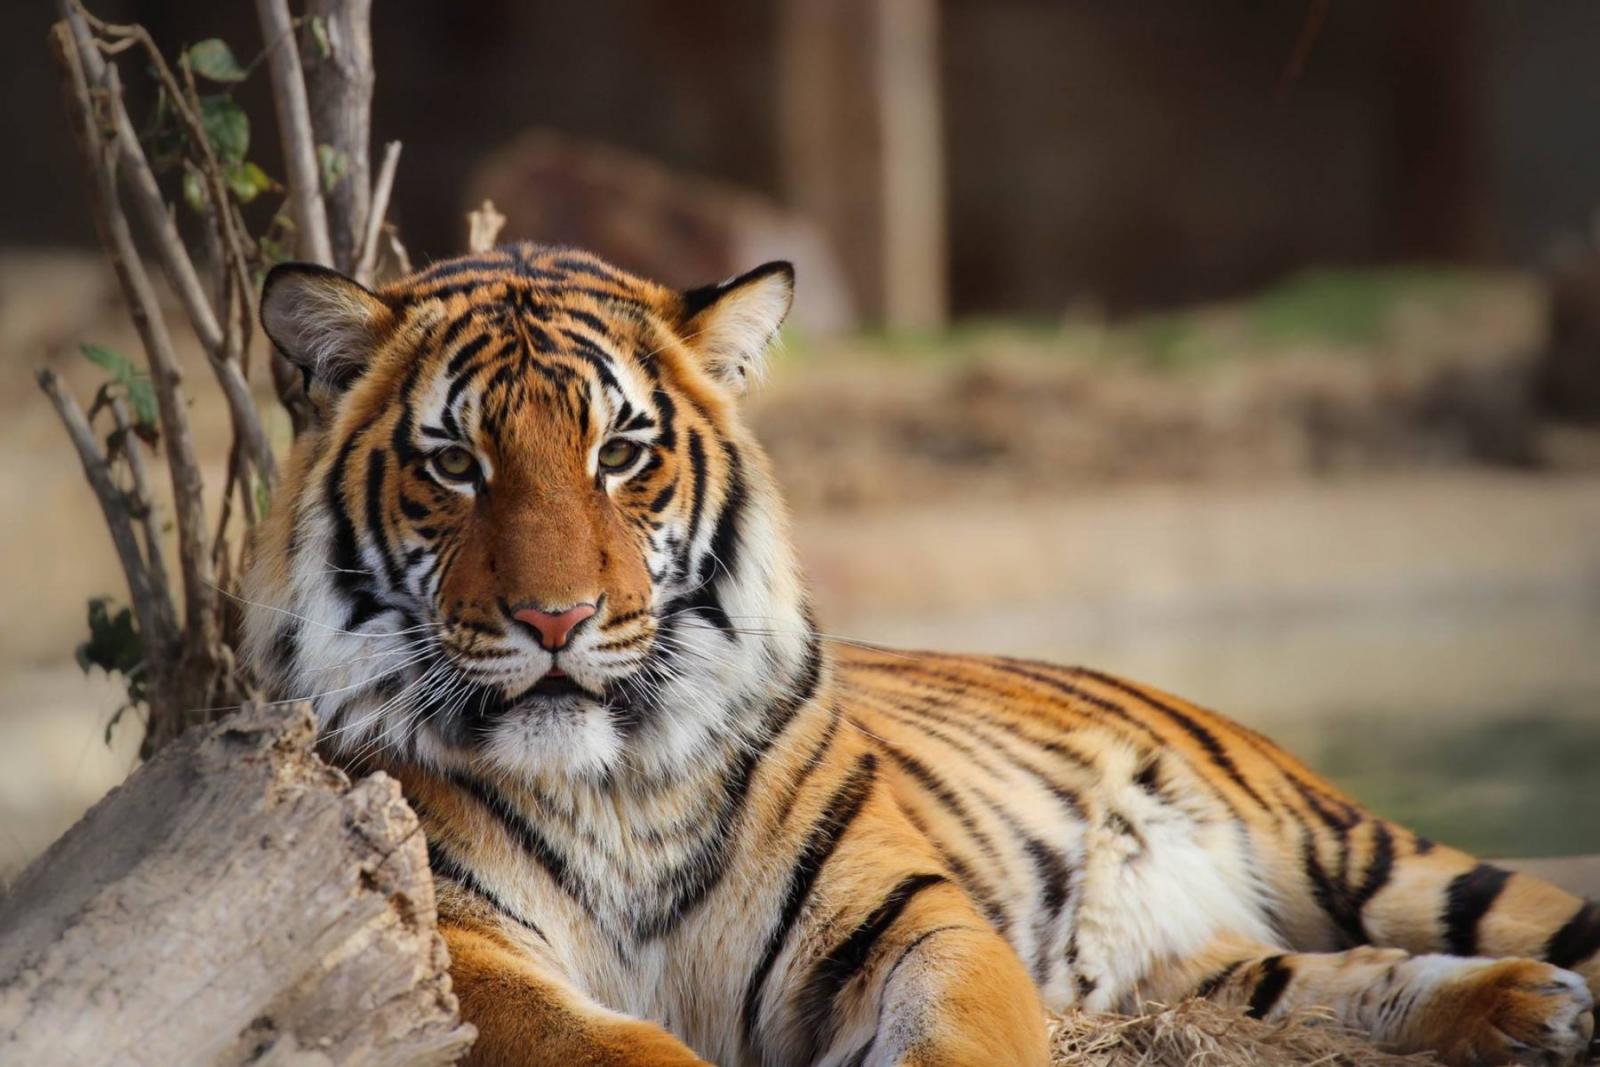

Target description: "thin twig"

left=384, top=223, right=413, bottom=276
left=37, top=370, right=175, bottom=662
left=255, top=0, right=334, bottom=266
left=108, top=398, right=173, bottom=622
left=54, top=22, right=219, bottom=666
left=356, top=140, right=401, bottom=285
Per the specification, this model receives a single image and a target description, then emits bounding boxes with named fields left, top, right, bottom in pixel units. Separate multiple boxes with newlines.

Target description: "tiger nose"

left=511, top=602, right=597, bottom=651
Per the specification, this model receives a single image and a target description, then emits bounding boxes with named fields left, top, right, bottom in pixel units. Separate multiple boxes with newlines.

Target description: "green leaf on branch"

left=227, top=160, right=274, bottom=204
left=317, top=144, right=348, bottom=192
left=308, top=15, right=332, bottom=59
left=77, top=597, right=149, bottom=709
left=198, top=94, right=249, bottom=164
left=181, top=167, right=207, bottom=215
left=187, top=39, right=248, bottom=83
left=81, top=343, right=158, bottom=430
left=255, top=474, right=273, bottom=520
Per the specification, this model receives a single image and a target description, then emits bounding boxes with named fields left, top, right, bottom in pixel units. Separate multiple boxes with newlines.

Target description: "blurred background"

left=4, top=1, right=1600, bottom=877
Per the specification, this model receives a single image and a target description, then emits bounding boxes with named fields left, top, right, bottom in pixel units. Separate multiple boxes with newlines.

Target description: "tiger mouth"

left=523, top=674, right=594, bottom=700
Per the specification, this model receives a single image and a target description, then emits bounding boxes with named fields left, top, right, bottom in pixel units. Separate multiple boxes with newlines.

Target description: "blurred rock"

left=466, top=130, right=856, bottom=335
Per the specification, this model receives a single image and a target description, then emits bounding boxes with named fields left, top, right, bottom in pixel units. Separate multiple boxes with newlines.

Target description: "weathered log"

left=0, top=701, right=474, bottom=1066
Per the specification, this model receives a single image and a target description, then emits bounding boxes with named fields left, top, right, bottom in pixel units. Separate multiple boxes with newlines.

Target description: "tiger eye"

left=433, top=446, right=478, bottom=482
left=597, top=439, right=642, bottom=472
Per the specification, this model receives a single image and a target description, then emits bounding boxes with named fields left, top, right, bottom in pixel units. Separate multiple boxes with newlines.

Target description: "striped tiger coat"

left=245, top=244, right=1598, bottom=1067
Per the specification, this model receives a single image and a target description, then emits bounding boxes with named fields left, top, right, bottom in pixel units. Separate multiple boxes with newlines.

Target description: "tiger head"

left=242, top=244, right=817, bottom=781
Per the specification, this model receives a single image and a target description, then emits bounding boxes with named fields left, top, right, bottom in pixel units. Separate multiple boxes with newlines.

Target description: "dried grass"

left=1047, top=1000, right=1439, bottom=1067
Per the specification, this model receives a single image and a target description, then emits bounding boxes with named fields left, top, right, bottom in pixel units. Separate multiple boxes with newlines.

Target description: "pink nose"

left=512, top=602, right=597, bottom=651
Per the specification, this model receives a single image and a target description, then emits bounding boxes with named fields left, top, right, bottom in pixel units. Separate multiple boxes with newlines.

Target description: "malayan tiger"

left=243, top=243, right=1598, bottom=1067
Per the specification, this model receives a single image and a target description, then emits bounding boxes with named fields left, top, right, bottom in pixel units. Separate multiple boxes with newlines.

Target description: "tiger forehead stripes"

left=246, top=243, right=1597, bottom=1067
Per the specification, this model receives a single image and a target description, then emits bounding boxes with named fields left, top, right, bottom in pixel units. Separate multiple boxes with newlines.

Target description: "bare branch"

left=466, top=198, right=507, bottom=255
left=61, top=4, right=222, bottom=353
left=255, top=0, right=334, bottom=266
left=108, top=398, right=173, bottom=621
left=37, top=370, right=176, bottom=660
left=62, top=6, right=276, bottom=485
left=303, top=0, right=373, bottom=274
left=53, top=23, right=218, bottom=662
left=356, top=140, right=402, bottom=285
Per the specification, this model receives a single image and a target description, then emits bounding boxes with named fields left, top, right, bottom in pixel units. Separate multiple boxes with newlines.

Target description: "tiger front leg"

left=834, top=924, right=1049, bottom=1067
left=443, top=922, right=712, bottom=1067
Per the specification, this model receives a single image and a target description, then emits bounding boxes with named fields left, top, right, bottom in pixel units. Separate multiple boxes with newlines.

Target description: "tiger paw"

left=1428, top=959, right=1594, bottom=1066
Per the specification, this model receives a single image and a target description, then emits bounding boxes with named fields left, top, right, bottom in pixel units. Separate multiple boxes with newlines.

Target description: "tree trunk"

left=0, top=702, right=474, bottom=1066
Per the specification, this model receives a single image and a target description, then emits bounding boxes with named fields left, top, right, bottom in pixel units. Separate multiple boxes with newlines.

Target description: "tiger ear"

left=678, top=261, right=794, bottom=393
left=260, top=262, right=394, bottom=406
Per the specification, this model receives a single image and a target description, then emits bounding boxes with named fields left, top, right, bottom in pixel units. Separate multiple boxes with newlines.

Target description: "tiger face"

left=244, top=245, right=813, bottom=781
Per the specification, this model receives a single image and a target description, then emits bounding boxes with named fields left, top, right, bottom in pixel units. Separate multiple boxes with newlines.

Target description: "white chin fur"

left=476, top=697, right=627, bottom=780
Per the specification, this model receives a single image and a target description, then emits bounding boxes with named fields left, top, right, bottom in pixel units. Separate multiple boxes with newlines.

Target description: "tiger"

left=244, top=242, right=1598, bottom=1067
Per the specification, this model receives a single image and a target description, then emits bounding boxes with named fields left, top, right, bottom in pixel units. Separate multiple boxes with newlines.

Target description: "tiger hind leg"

left=1351, top=836, right=1600, bottom=997
left=1145, top=935, right=1594, bottom=1066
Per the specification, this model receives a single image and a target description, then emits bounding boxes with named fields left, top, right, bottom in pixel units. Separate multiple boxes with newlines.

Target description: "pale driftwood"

left=304, top=0, right=374, bottom=274
left=256, top=0, right=335, bottom=267
left=0, top=702, right=475, bottom=1066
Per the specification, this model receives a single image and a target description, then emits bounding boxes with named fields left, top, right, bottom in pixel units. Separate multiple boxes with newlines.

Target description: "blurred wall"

left=7, top=1, right=1600, bottom=316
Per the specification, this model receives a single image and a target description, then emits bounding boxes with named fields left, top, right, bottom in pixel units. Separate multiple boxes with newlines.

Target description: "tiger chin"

left=243, top=243, right=1597, bottom=1067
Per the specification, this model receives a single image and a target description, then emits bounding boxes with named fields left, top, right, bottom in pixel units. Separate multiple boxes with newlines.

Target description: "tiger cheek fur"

left=245, top=244, right=1597, bottom=1067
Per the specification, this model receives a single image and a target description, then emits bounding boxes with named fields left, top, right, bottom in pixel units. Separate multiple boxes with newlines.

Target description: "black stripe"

left=867, top=689, right=1087, bottom=822
left=1351, top=822, right=1395, bottom=926
left=683, top=429, right=708, bottom=552
left=790, top=873, right=949, bottom=1062
left=1247, top=955, right=1292, bottom=1019
left=1546, top=900, right=1600, bottom=969
left=1074, top=668, right=1273, bottom=813
left=364, top=449, right=408, bottom=595
left=636, top=637, right=823, bottom=938
left=446, top=771, right=587, bottom=912
left=1443, top=864, right=1512, bottom=956
left=869, top=738, right=1003, bottom=864
left=648, top=482, right=677, bottom=514
left=425, top=838, right=546, bottom=941
left=742, top=753, right=879, bottom=1049
left=1195, top=959, right=1245, bottom=999
left=323, top=420, right=385, bottom=630
left=444, top=333, right=492, bottom=377
left=775, top=701, right=844, bottom=826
